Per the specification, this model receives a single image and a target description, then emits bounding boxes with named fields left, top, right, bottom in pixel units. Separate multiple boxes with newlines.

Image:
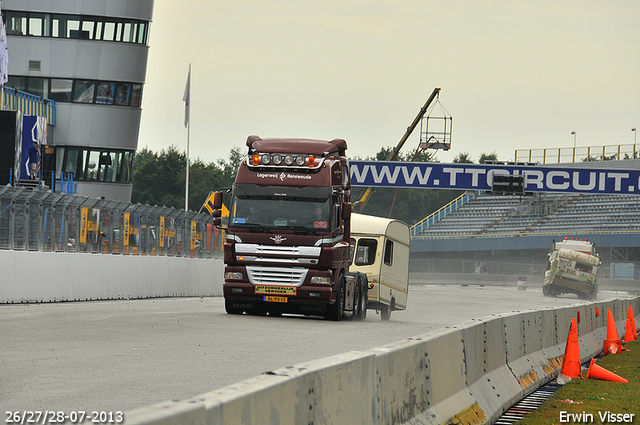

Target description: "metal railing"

left=0, top=186, right=223, bottom=258
left=514, top=143, right=639, bottom=164
left=410, top=191, right=475, bottom=237
left=1, top=86, right=57, bottom=125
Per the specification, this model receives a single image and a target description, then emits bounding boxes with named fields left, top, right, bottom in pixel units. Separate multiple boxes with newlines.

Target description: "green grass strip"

left=516, top=340, right=640, bottom=424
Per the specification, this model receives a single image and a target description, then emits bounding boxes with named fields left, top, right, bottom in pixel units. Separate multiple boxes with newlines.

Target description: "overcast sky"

left=138, top=0, right=640, bottom=165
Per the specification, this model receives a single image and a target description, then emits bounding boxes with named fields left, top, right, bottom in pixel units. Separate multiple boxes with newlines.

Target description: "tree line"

left=131, top=145, right=498, bottom=225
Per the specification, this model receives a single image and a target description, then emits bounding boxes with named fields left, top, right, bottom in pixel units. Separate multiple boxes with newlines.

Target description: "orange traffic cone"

left=560, top=318, right=582, bottom=378
left=623, top=305, right=637, bottom=342
left=604, top=309, right=626, bottom=355
left=585, top=358, right=628, bottom=383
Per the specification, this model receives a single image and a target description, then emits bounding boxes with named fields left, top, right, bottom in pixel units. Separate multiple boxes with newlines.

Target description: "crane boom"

left=353, top=87, right=441, bottom=212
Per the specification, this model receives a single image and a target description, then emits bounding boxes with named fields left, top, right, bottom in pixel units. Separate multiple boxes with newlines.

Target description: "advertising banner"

left=123, top=213, right=130, bottom=247
left=79, top=207, right=89, bottom=244
left=159, top=217, right=165, bottom=248
left=350, top=161, right=640, bottom=195
left=19, top=116, right=46, bottom=180
left=190, top=221, right=196, bottom=250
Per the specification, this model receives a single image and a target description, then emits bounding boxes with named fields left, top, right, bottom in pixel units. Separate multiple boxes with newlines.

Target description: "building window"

left=96, top=82, right=115, bottom=104
left=58, top=147, right=134, bottom=183
left=74, top=80, right=95, bottom=103
left=50, top=79, right=74, bottom=102
left=3, top=11, right=150, bottom=45
left=6, top=76, right=143, bottom=108
left=6, top=11, right=27, bottom=35
left=383, top=239, right=394, bottom=266
left=28, top=78, right=49, bottom=98
left=29, top=13, right=50, bottom=37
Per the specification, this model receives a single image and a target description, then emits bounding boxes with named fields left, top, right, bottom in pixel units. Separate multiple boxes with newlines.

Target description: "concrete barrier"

left=123, top=296, right=640, bottom=425
left=0, top=251, right=224, bottom=303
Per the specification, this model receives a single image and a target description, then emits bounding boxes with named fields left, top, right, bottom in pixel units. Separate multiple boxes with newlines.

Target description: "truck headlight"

left=310, top=276, right=331, bottom=285
left=225, top=272, right=243, bottom=280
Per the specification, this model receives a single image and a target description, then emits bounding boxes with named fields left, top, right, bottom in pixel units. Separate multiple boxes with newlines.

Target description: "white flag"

left=0, top=5, right=9, bottom=86
left=182, top=65, right=190, bottom=127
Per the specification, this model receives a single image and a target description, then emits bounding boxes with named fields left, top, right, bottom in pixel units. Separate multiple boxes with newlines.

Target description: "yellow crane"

left=353, top=87, right=441, bottom=212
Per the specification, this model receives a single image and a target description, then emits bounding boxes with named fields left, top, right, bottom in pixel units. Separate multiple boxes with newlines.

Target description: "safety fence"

left=0, top=186, right=222, bottom=258
left=1, top=85, right=57, bottom=125
left=515, top=143, right=639, bottom=164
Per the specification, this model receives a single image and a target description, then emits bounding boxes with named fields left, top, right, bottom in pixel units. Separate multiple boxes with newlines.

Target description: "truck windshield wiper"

left=286, top=225, right=319, bottom=236
left=234, top=222, right=273, bottom=233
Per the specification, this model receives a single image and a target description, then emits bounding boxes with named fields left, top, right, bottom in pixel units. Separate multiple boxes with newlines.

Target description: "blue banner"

left=349, top=161, right=640, bottom=195
left=19, top=116, right=46, bottom=180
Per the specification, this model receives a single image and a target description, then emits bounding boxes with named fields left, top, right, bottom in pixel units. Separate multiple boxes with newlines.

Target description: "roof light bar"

left=248, top=153, right=321, bottom=169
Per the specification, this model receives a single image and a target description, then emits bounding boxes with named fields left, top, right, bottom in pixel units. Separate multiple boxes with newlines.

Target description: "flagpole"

left=184, top=63, right=191, bottom=211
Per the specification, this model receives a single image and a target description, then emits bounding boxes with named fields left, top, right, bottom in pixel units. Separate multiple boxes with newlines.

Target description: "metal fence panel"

left=0, top=187, right=221, bottom=258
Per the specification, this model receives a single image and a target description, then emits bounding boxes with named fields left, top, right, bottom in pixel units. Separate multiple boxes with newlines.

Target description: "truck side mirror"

left=213, top=191, right=223, bottom=210
left=342, top=202, right=352, bottom=220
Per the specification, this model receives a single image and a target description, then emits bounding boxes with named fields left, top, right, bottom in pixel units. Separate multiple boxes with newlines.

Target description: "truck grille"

left=236, top=244, right=320, bottom=257
left=246, top=266, right=308, bottom=286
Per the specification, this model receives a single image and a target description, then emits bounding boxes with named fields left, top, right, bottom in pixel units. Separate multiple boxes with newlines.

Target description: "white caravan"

left=350, top=213, right=411, bottom=320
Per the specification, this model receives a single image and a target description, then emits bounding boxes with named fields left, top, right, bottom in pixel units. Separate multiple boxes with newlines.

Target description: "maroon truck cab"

left=213, top=136, right=366, bottom=320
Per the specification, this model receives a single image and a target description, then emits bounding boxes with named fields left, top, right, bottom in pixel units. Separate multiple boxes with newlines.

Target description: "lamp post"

left=633, top=127, right=637, bottom=145
left=571, top=131, right=576, bottom=148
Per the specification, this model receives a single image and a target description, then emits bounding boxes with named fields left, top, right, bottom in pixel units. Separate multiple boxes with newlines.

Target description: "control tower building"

left=2, top=0, right=154, bottom=201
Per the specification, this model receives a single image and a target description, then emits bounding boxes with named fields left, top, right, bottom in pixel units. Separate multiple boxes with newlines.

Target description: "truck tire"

left=353, top=274, right=367, bottom=321
left=358, top=275, right=368, bottom=321
left=325, top=273, right=346, bottom=321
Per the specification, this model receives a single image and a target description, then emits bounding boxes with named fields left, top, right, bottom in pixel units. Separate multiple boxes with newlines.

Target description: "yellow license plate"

left=255, top=285, right=297, bottom=295
left=264, top=295, right=288, bottom=303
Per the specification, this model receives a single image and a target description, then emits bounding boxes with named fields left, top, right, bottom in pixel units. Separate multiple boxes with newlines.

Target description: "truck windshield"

left=230, top=196, right=332, bottom=231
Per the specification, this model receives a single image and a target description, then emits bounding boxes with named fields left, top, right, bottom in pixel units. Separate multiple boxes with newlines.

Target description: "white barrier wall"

left=0, top=251, right=224, bottom=303
left=124, top=297, right=640, bottom=425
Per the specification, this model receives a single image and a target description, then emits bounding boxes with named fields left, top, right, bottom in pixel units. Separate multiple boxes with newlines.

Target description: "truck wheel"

left=326, top=274, right=346, bottom=321
left=352, top=277, right=362, bottom=320
left=353, top=275, right=367, bottom=321
left=358, top=277, right=368, bottom=321
left=225, top=299, right=244, bottom=315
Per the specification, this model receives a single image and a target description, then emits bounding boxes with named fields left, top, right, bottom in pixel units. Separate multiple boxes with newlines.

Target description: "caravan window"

left=352, top=238, right=377, bottom=266
left=383, top=239, right=393, bottom=266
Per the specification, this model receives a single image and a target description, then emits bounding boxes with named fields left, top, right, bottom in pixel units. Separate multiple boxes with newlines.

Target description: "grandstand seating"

left=412, top=192, right=640, bottom=238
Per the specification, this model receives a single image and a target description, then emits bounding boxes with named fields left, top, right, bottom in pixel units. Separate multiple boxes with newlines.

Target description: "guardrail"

left=0, top=186, right=221, bottom=258
left=515, top=143, right=639, bottom=164
left=1, top=86, right=57, bottom=125
left=410, top=191, right=475, bottom=236
left=124, top=296, right=640, bottom=425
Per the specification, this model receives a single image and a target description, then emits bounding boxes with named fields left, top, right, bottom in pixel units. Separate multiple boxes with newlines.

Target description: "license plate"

left=255, top=285, right=297, bottom=295
left=264, top=295, right=288, bottom=303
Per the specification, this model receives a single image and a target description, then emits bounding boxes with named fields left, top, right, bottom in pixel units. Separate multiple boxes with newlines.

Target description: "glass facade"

left=6, top=76, right=142, bottom=107
left=4, top=10, right=149, bottom=45
left=56, top=147, right=134, bottom=183
left=4, top=4, right=151, bottom=198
